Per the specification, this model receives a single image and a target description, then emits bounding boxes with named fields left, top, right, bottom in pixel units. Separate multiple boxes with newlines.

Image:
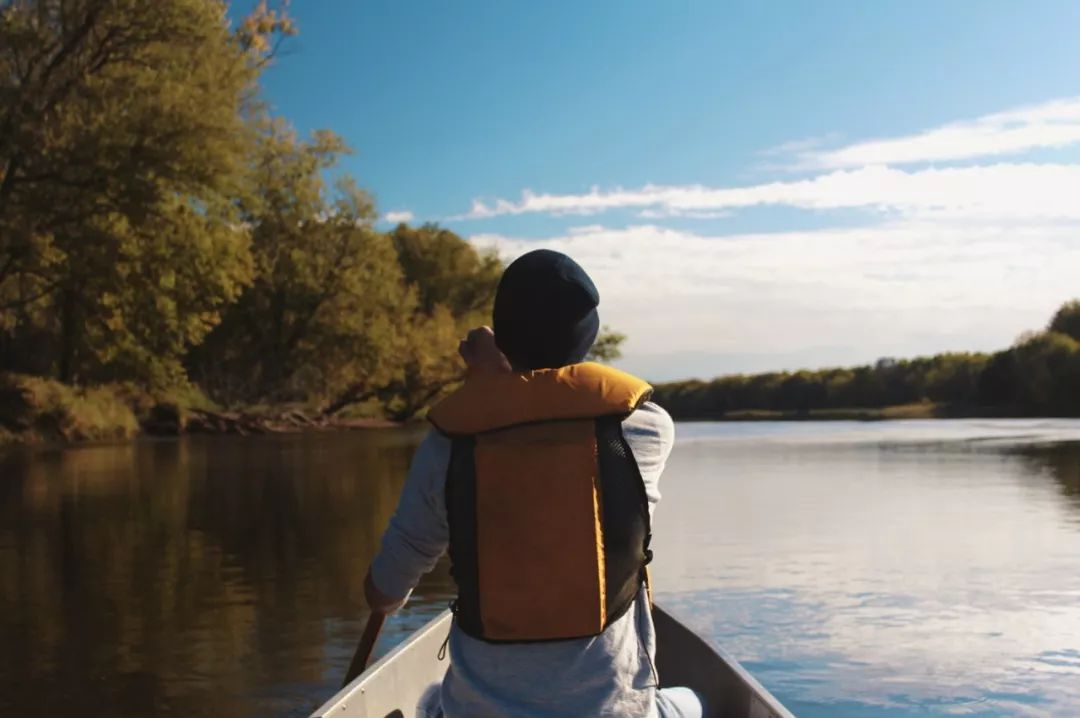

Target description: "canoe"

left=311, top=604, right=795, bottom=718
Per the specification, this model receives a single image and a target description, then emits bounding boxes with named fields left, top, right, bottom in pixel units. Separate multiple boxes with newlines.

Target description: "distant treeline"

left=654, top=301, right=1080, bottom=419
left=0, top=0, right=616, bottom=431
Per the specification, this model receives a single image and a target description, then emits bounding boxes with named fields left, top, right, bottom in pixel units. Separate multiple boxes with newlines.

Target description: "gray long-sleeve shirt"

left=369, top=402, right=675, bottom=718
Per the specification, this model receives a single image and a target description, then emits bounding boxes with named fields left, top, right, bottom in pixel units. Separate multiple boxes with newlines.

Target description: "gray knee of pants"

left=656, top=686, right=705, bottom=718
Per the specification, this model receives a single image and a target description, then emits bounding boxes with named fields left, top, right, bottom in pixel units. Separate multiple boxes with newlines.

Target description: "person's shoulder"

left=623, top=401, right=675, bottom=442
left=632, top=400, right=673, bottom=425
left=622, top=401, right=675, bottom=474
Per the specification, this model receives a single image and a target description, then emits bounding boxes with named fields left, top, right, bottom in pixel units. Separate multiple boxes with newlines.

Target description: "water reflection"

left=1016, top=443, right=1080, bottom=516
left=0, top=431, right=452, bottom=718
left=2, top=421, right=1080, bottom=717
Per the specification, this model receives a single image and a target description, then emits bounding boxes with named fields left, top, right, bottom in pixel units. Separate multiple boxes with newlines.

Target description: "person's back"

left=364, top=250, right=703, bottom=717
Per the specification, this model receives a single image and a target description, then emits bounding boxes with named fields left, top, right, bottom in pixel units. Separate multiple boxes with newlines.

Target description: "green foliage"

left=0, top=373, right=137, bottom=442
left=390, top=223, right=503, bottom=319
left=188, top=123, right=410, bottom=405
left=182, top=127, right=506, bottom=419
left=0, top=0, right=289, bottom=386
left=655, top=299, right=1080, bottom=420
left=360, top=224, right=504, bottom=419
left=1005, top=330, right=1080, bottom=415
left=1049, top=300, right=1080, bottom=342
left=653, top=354, right=986, bottom=419
left=375, top=304, right=465, bottom=421
left=976, top=312, right=1080, bottom=416
left=588, top=327, right=626, bottom=363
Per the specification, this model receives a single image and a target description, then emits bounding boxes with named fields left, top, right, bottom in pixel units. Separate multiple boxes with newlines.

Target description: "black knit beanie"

left=493, top=250, right=600, bottom=370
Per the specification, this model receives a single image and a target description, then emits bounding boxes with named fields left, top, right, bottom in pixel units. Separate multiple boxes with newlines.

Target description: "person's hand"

left=364, top=569, right=406, bottom=615
left=458, top=326, right=512, bottom=376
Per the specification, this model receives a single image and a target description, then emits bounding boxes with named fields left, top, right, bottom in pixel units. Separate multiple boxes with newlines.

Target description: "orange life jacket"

left=428, top=362, right=654, bottom=642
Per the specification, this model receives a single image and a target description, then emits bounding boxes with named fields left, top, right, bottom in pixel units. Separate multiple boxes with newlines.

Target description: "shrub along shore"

left=0, top=373, right=401, bottom=447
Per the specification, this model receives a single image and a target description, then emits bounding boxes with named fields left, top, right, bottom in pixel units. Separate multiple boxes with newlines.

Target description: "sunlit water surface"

left=1, top=419, right=1079, bottom=717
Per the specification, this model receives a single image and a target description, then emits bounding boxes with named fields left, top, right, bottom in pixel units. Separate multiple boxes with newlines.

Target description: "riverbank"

left=710, top=402, right=1016, bottom=422
left=0, top=374, right=1033, bottom=447
left=0, top=373, right=402, bottom=447
left=664, top=401, right=1042, bottom=423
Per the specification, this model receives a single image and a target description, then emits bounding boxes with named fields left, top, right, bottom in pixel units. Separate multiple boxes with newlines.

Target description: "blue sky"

left=247, top=1, right=1080, bottom=380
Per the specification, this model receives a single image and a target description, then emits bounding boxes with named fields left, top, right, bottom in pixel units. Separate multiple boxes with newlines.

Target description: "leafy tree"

left=0, top=0, right=294, bottom=386
left=977, top=350, right=1018, bottom=407
left=190, top=123, right=409, bottom=405
left=588, top=327, right=626, bottom=363
left=390, top=223, right=502, bottom=319
left=654, top=352, right=1001, bottom=418
left=1049, top=300, right=1080, bottom=342
left=368, top=225, right=504, bottom=420
left=923, top=353, right=987, bottom=403
left=776, top=371, right=827, bottom=412
left=1008, top=331, right=1080, bottom=415
left=374, top=305, right=464, bottom=421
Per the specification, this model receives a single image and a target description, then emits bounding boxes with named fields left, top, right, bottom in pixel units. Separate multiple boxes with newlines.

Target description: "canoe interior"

left=313, top=611, right=451, bottom=718
left=312, top=604, right=794, bottom=718
left=653, top=607, right=793, bottom=718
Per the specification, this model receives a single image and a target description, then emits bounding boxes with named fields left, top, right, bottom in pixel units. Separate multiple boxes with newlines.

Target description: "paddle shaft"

left=343, top=612, right=387, bottom=687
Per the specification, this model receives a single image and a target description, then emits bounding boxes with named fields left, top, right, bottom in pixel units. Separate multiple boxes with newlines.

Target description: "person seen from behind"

left=364, top=249, right=704, bottom=717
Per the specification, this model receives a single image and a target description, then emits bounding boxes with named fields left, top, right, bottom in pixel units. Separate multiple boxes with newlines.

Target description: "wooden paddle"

left=342, top=611, right=387, bottom=687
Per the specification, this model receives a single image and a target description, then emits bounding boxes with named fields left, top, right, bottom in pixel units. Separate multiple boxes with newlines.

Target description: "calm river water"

left=1, top=420, right=1079, bottom=717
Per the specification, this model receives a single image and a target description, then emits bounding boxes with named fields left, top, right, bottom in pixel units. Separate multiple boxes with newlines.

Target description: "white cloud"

left=383, top=210, right=415, bottom=223
left=568, top=224, right=607, bottom=235
left=758, top=136, right=832, bottom=157
left=463, top=163, right=1080, bottom=221
left=805, top=96, right=1080, bottom=169
left=460, top=96, right=1080, bottom=222
left=472, top=223, right=1080, bottom=379
left=638, top=208, right=731, bottom=220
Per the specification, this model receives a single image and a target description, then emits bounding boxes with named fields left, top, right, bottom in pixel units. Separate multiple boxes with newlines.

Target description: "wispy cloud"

left=637, top=208, right=731, bottom=220
left=461, top=96, right=1080, bottom=222
left=759, top=136, right=832, bottom=157
left=383, top=210, right=415, bottom=224
left=463, top=163, right=1080, bottom=221
left=802, top=96, right=1080, bottom=169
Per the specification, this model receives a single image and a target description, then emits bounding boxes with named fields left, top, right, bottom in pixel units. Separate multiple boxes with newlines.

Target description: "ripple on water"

left=653, top=422, right=1080, bottom=717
